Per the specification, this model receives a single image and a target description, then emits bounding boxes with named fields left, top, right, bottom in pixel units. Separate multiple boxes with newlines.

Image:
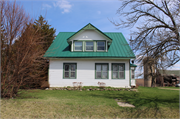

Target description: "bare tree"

left=1, top=1, right=48, bottom=98
left=1, top=0, right=30, bottom=97
left=111, top=0, right=180, bottom=86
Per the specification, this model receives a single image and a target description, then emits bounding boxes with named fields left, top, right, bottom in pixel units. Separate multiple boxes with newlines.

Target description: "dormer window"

left=97, top=41, right=105, bottom=51
left=67, top=23, right=112, bottom=52
left=86, top=41, right=94, bottom=51
left=74, top=41, right=83, bottom=51
left=72, top=41, right=107, bottom=52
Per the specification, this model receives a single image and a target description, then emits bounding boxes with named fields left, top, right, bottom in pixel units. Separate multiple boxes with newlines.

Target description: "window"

left=97, top=41, right=105, bottom=51
left=95, top=63, right=108, bottom=79
left=86, top=42, right=94, bottom=51
left=131, top=69, right=135, bottom=79
left=74, top=41, right=82, bottom=51
left=63, top=63, right=77, bottom=79
left=73, top=41, right=107, bottom=52
left=112, top=63, right=125, bottom=79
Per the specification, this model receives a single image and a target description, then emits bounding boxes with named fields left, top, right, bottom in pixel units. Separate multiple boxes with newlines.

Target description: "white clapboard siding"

left=131, top=80, right=136, bottom=86
left=71, top=30, right=107, bottom=41
left=49, top=59, right=131, bottom=88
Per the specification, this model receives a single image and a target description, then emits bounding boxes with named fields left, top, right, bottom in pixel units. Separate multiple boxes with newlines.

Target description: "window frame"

left=111, top=63, right=125, bottom=79
left=131, top=69, right=135, bottom=79
left=85, top=41, right=94, bottom=51
left=63, top=63, right=77, bottom=79
left=74, top=41, right=83, bottom=51
left=96, top=41, right=106, bottom=51
left=95, top=63, right=109, bottom=79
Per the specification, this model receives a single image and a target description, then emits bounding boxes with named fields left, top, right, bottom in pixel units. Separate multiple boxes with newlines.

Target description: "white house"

left=44, top=23, right=137, bottom=88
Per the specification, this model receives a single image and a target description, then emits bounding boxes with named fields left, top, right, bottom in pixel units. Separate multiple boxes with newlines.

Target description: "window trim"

left=74, top=41, right=83, bottom=51
left=63, top=63, right=77, bottom=79
left=95, top=63, right=109, bottom=79
left=96, top=41, right=106, bottom=51
left=111, top=63, right=125, bottom=79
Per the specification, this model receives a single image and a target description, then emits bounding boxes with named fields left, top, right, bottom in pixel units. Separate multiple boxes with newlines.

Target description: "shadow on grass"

left=16, top=89, right=41, bottom=99
left=88, top=91, right=179, bottom=118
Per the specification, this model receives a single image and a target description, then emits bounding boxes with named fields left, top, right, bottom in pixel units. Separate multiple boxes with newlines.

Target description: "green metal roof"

left=130, top=63, right=137, bottom=67
left=44, top=32, right=135, bottom=59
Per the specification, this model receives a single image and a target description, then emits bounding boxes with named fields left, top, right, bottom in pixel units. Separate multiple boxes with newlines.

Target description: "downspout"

left=129, top=60, right=131, bottom=87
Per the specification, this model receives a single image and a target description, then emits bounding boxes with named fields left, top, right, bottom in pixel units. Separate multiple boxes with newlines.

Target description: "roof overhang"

left=44, top=56, right=135, bottom=60
left=130, top=63, right=137, bottom=67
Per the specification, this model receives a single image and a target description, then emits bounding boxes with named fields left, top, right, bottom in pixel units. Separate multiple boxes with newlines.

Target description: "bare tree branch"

left=112, top=0, right=180, bottom=86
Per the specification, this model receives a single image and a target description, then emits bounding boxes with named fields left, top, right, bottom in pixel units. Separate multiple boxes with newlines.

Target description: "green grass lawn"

left=1, top=87, right=179, bottom=118
left=159, top=86, right=180, bottom=89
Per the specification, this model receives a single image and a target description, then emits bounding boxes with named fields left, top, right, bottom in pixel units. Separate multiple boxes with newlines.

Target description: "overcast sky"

left=15, top=0, right=180, bottom=78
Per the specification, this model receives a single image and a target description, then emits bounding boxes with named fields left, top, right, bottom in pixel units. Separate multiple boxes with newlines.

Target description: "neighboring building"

left=44, top=23, right=137, bottom=88
left=138, top=70, right=180, bottom=87
left=158, top=70, right=180, bottom=77
left=156, top=70, right=180, bottom=86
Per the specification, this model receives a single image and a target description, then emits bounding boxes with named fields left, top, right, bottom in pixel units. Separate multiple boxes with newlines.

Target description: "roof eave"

left=43, top=56, right=136, bottom=59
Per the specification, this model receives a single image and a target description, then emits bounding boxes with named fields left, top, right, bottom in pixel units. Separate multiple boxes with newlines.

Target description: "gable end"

left=67, top=23, right=112, bottom=44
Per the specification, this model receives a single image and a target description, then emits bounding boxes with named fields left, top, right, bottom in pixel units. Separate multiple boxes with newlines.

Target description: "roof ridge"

left=59, top=31, right=75, bottom=33
left=104, top=32, right=122, bottom=33
left=58, top=32, right=122, bottom=33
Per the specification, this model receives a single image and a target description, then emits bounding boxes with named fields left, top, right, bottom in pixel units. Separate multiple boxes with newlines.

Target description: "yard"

left=1, top=87, right=179, bottom=118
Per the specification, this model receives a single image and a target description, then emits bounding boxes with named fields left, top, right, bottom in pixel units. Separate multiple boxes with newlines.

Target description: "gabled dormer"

left=67, top=23, right=112, bottom=52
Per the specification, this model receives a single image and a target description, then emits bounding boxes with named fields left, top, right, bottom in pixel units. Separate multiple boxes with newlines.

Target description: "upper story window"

left=72, top=40, right=107, bottom=52
left=97, top=41, right=105, bottom=51
left=86, top=42, right=94, bottom=51
left=74, top=41, right=82, bottom=51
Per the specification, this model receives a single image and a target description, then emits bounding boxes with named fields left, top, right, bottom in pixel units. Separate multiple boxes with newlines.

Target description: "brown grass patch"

left=1, top=99, right=179, bottom=118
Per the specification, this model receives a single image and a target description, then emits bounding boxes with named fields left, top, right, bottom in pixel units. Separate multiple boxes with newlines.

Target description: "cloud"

left=97, top=11, right=101, bottom=14
left=53, top=0, right=72, bottom=14
left=42, top=3, right=52, bottom=10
